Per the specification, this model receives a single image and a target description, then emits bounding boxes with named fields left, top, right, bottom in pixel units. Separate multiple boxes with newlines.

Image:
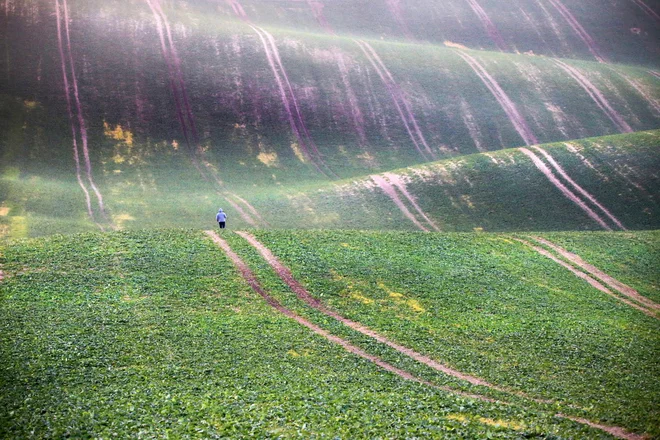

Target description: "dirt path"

left=204, top=230, right=495, bottom=403
left=237, top=231, right=526, bottom=392
left=531, top=237, right=658, bottom=311
left=516, top=238, right=657, bottom=319
left=206, top=230, right=647, bottom=439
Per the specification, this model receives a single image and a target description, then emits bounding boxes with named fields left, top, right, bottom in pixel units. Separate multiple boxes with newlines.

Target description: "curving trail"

left=520, top=148, right=613, bottom=230
left=306, top=0, right=334, bottom=34
left=630, top=0, right=660, bottom=21
left=464, top=0, right=508, bottom=51
left=516, top=238, right=657, bottom=319
left=385, top=0, right=414, bottom=40
left=609, top=68, right=660, bottom=115
left=553, top=60, right=633, bottom=134
left=204, top=230, right=495, bottom=403
left=531, top=146, right=626, bottom=230
left=530, top=236, right=659, bottom=311
left=145, top=0, right=263, bottom=226
left=250, top=24, right=335, bottom=178
left=206, top=230, right=649, bottom=439
left=55, top=0, right=108, bottom=230
left=356, top=40, right=435, bottom=160
left=371, top=174, right=430, bottom=231
left=384, top=173, right=440, bottom=231
left=546, top=0, right=607, bottom=63
left=456, top=51, right=538, bottom=146
left=237, top=231, right=524, bottom=392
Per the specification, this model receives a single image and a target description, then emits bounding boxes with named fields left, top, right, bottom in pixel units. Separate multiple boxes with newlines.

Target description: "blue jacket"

left=216, top=210, right=227, bottom=222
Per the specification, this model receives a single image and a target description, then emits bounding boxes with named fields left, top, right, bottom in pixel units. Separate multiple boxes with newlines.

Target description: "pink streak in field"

left=516, top=239, right=658, bottom=319
left=250, top=25, right=334, bottom=177
left=150, top=0, right=199, bottom=146
left=465, top=0, right=508, bottom=51
left=384, top=172, right=440, bottom=231
left=610, top=68, right=660, bottom=115
left=649, top=70, right=660, bottom=80
left=335, top=50, right=367, bottom=145
left=631, top=0, right=660, bottom=21
left=553, top=60, right=633, bottom=134
left=371, top=174, right=429, bottom=231
left=55, top=0, right=94, bottom=224
left=236, top=231, right=512, bottom=390
left=457, top=51, right=538, bottom=146
left=63, top=0, right=109, bottom=221
left=558, top=415, right=649, bottom=440
left=531, top=236, right=659, bottom=311
left=145, top=0, right=191, bottom=151
left=307, top=1, right=334, bottom=34
left=520, top=148, right=612, bottom=230
left=225, top=0, right=248, bottom=20
left=356, top=40, right=435, bottom=161
left=532, top=146, right=626, bottom=230
left=546, top=0, right=607, bottom=63
left=386, top=0, right=414, bottom=40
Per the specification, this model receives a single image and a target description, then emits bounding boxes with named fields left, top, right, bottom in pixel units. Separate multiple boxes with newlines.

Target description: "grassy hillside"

left=1, top=229, right=658, bottom=438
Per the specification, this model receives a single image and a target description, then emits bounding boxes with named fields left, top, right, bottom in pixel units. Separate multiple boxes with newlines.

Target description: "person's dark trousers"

left=219, top=222, right=226, bottom=229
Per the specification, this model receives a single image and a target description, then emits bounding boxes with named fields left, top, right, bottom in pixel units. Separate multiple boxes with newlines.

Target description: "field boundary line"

left=530, top=236, right=659, bottom=311
left=516, top=238, right=657, bottom=319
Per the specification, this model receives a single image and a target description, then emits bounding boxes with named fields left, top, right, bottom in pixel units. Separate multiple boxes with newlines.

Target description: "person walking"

left=216, top=208, right=227, bottom=229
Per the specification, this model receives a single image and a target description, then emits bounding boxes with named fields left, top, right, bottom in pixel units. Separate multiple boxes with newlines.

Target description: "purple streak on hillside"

left=250, top=24, right=335, bottom=177
left=631, top=0, right=660, bottom=21
left=520, top=148, right=612, bottom=230
left=335, top=50, right=367, bottom=145
left=553, top=60, right=633, bottom=133
left=307, top=1, right=334, bottom=34
left=356, top=40, right=435, bottom=161
left=465, top=0, right=508, bottom=51
left=546, top=0, right=607, bottom=63
left=150, top=0, right=199, bottom=146
left=609, top=67, right=660, bottom=115
left=145, top=0, right=191, bottom=152
left=649, top=70, right=660, bottom=80
left=532, top=146, right=626, bottom=230
left=384, top=173, right=440, bottom=231
left=456, top=51, right=538, bottom=146
left=386, top=0, right=414, bottom=40
left=371, top=174, right=429, bottom=231
left=62, top=0, right=110, bottom=223
left=226, top=0, right=248, bottom=20
left=55, top=0, right=95, bottom=225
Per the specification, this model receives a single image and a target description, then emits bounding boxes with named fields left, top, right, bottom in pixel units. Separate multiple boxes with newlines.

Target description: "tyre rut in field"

left=516, top=238, right=658, bottom=319
left=203, top=230, right=494, bottom=403
left=206, top=230, right=648, bottom=439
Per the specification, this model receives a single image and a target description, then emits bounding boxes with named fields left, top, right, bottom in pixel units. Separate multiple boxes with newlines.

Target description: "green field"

left=1, top=230, right=658, bottom=438
left=1, top=0, right=659, bottom=438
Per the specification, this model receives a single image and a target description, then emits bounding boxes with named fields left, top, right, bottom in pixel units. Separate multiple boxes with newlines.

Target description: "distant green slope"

left=1, top=229, right=658, bottom=438
left=1, top=130, right=658, bottom=237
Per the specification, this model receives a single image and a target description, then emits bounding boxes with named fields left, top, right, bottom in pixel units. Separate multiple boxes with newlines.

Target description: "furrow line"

left=62, top=0, right=111, bottom=225
left=384, top=172, right=440, bottom=231
left=356, top=40, right=433, bottom=161
left=546, top=0, right=607, bottom=63
left=520, top=148, right=613, bottom=230
left=371, top=175, right=430, bottom=231
left=456, top=51, right=538, bottom=146
left=630, top=0, right=660, bottom=21
left=553, top=60, right=633, bottom=133
left=465, top=0, right=508, bottom=51
left=530, top=236, right=659, bottom=311
left=204, top=230, right=496, bottom=403
left=516, top=239, right=657, bottom=319
left=531, top=146, right=626, bottom=230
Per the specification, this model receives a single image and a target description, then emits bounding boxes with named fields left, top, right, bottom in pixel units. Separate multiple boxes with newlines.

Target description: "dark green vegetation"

left=1, top=230, right=659, bottom=438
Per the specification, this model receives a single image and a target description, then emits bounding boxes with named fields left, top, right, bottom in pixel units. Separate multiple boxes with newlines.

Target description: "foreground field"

left=1, top=229, right=658, bottom=438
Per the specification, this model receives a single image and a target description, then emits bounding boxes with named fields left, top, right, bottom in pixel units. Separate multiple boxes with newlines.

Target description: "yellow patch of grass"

left=257, top=151, right=279, bottom=167
left=290, top=142, right=306, bottom=163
